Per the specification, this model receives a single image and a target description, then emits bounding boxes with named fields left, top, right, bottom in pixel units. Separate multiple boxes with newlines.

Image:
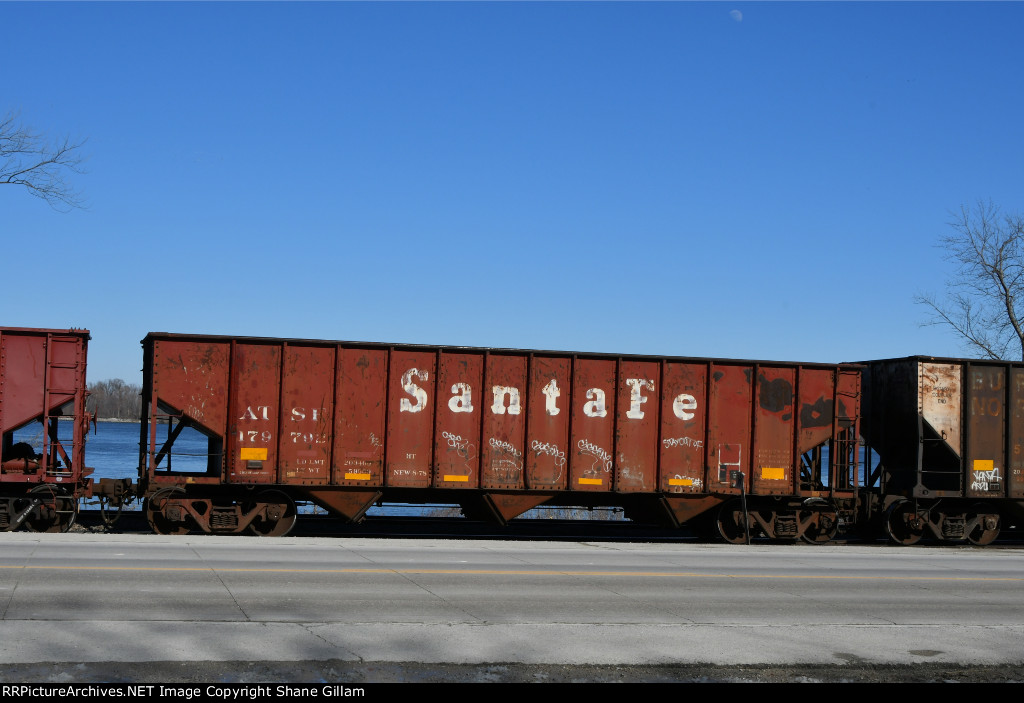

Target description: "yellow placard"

left=443, top=475, right=470, bottom=482
left=668, top=478, right=694, bottom=486
left=578, top=477, right=603, bottom=485
left=973, top=459, right=994, bottom=472
left=761, top=467, right=785, bottom=480
left=344, top=472, right=372, bottom=481
left=240, top=448, right=267, bottom=461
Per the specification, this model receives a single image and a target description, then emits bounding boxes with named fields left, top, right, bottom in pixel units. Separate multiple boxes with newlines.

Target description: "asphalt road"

left=1, top=533, right=1023, bottom=682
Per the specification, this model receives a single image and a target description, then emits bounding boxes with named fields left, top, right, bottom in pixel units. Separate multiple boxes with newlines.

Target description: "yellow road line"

left=0, top=564, right=1020, bottom=581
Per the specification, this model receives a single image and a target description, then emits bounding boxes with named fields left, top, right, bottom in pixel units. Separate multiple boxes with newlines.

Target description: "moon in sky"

left=730, top=10, right=743, bottom=22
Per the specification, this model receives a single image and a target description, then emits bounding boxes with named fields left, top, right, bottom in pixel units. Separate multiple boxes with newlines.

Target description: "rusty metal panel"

left=752, top=366, right=796, bottom=494
left=0, top=328, right=90, bottom=486
left=966, top=365, right=1006, bottom=499
left=228, top=343, right=281, bottom=484
left=151, top=338, right=230, bottom=435
left=138, top=332, right=868, bottom=511
left=659, top=361, right=707, bottom=494
left=920, top=363, right=962, bottom=456
left=0, top=332, right=48, bottom=433
left=797, top=367, right=836, bottom=454
left=863, top=358, right=1019, bottom=499
left=836, top=368, right=861, bottom=423
left=524, top=355, right=570, bottom=489
left=386, top=349, right=435, bottom=487
left=481, top=354, right=528, bottom=489
left=278, top=345, right=333, bottom=485
left=0, top=331, right=82, bottom=433
left=333, top=347, right=387, bottom=486
left=570, top=358, right=616, bottom=491
left=433, top=351, right=483, bottom=488
left=707, top=364, right=752, bottom=494
left=614, top=359, right=659, bottom=493
left=1011, top=369, right=1024, bottom=499
left=45, top=335, right=85, bottom=416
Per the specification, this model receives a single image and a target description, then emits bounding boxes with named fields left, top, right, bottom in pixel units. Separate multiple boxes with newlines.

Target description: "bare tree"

left=0, top=111, right=86, bottom=211
left=916, top=201, right=1024, bottom=360
left=87, top=379, right=142, bottom=420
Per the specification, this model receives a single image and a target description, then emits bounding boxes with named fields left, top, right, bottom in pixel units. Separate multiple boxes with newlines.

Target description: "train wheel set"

left=2, top=328, right=1022, bottom=544
left=143, top=487, right=299, bottom=537
left=883, top=498, right=1004, bottom=546
left=0, top=485, right=78, bottom=533
left=711, top=498, right=844, bottom=545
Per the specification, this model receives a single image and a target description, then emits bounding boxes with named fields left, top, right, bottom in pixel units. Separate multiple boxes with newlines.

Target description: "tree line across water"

left=86, top=379, right=141, bottom=421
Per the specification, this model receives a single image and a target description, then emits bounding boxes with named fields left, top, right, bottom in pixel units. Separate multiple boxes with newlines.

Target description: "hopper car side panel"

left=1011, top=368, right=1024, bottom=499
left=0, top=328, right=95, bottom=532
left=570, top=357, right=617, bottom=492
left=229, top=341, right=281, bottom=485
left=139, top=333, right=862, bottom=540
left=480, top=353, right=528, bottom=490
left=659, top=361, right=707, bottom=494
left=279, top=344, right=333, bottom=485
left=524, top=355, right=571, bottom=490
left=863, top=357, right=1024, bottom=545
left=967, top=364, right=1006, bottom=500
left=434, top=350, right=483, bottom=489
left=334, top=347, right=387, bottom=486
left=613, top=359, right=660, bottom=493
left=386, top=348, right=435, bottom=488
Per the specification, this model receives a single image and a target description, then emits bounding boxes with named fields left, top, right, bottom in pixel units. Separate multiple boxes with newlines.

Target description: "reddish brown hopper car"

left=862, top=356, right=1024, bottom=545
left=0, top=327, right=94, bottom=531
left=139, top=332, right=863, bottom=540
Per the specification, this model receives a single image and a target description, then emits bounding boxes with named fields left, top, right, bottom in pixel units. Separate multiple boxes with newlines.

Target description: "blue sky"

left=3, top=1, right=1022, bottom=382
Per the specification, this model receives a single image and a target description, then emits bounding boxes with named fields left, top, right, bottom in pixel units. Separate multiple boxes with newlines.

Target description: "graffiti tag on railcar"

left=530, top=440, right=566, bottom=466
left=662, top=436, right=704, bottom=450
left=972, top=466, right=1002, bottom=492
left=487, top=437, right=524, bottom=481
left=578, top=438, right=612, bottom=474
left=619, top=465, right=647, bottom=488
left=488, top=437, right=522, bottom=458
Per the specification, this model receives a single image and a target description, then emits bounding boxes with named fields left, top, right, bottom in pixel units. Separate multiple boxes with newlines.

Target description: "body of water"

left=14, top=421, right=871, bottom=521
left=14, top=420, right=203, bottom=484
left=12, top=421, right=429, bottom=517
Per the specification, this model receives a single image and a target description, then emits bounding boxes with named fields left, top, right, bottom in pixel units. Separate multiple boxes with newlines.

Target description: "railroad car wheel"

left=24, top=485, right=77, bottom=533
left=715, top=500, right=752, bottom=544
left=799, top=499, right=840, bottom=544
left=145, top=487, right=190, bottom=535
left=248, top=490, right=297, bottom=537
left=966, top=504, right=1001, bottom=546
left=885, top=499, right=925, bottom=545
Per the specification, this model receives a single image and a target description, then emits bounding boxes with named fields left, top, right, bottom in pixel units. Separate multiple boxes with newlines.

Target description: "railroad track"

left=72, top=509, right=1024, bottom=545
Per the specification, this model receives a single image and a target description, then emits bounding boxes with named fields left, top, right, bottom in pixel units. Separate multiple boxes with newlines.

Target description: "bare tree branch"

left=0, top=111, right=87, bottom=211
left=916, top=200, right=1024, bottom=360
